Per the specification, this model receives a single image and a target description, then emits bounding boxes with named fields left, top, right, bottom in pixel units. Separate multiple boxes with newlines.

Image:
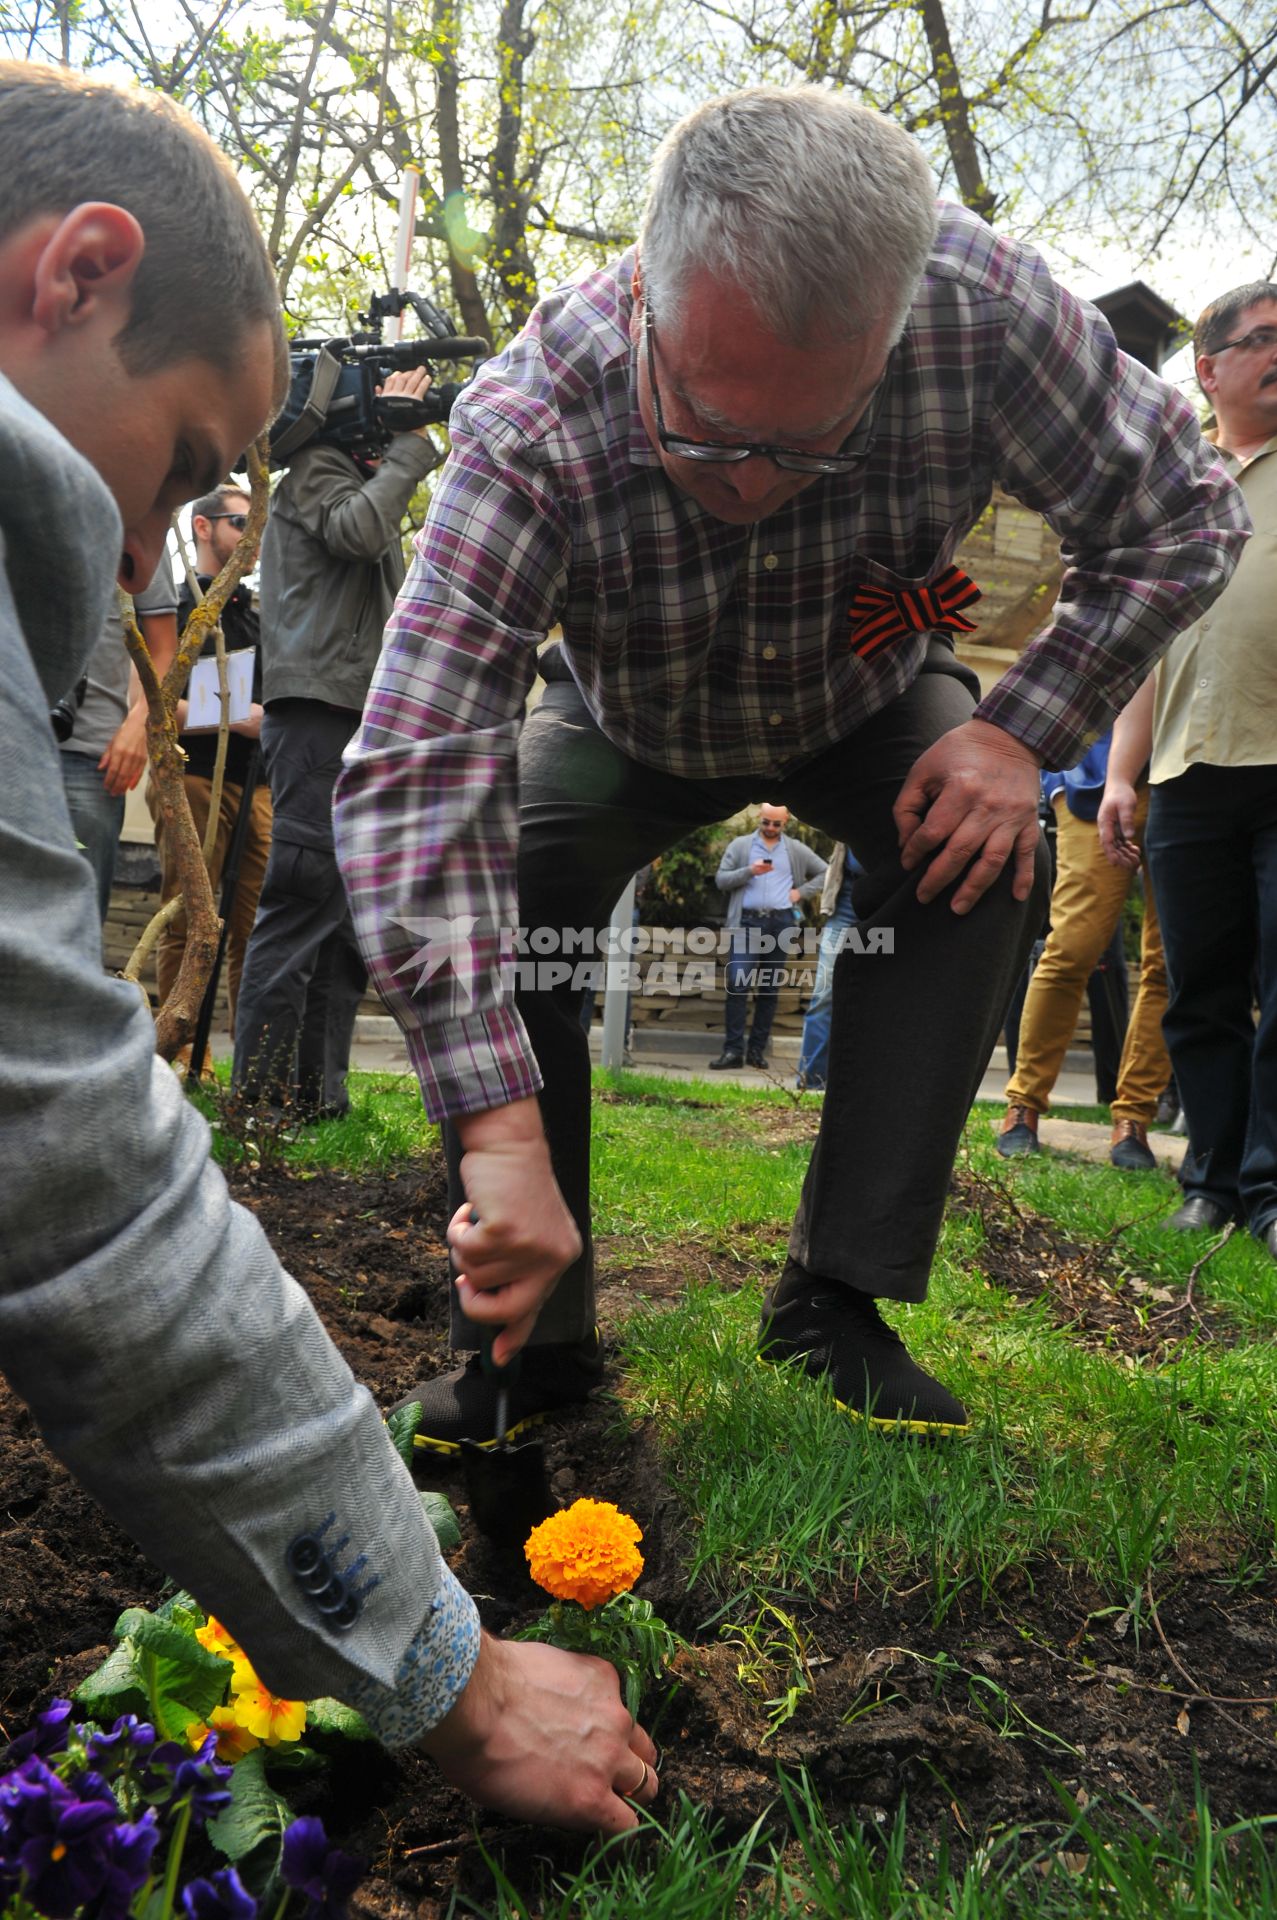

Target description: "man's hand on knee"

left=451, top=1098, right=582, bottom=1362
left=894, top=718, right=1042, bottom=913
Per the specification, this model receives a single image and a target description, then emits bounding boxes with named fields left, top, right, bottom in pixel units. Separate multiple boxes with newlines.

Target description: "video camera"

left=270, top=288, right=488, bottom=464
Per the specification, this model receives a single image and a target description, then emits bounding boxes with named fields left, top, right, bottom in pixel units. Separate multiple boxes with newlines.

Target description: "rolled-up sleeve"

left=973, top=266, right=1250, bottom=764
left=335, top=415, right=570, bottom=1121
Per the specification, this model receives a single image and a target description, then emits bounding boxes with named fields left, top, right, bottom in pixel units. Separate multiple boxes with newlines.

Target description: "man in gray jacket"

left=232, top=386, right=440, bottom=1116
left=0, top=59, right=655, bottom=1833
left=712, top=805, right=827, bottom=1068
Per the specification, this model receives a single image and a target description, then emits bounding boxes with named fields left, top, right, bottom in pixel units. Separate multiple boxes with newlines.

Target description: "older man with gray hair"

left=337, top=86, right=1247, bottom=1445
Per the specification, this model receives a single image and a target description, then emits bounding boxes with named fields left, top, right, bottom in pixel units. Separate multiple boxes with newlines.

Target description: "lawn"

left=3, top=1070, right=1275, bottom=1917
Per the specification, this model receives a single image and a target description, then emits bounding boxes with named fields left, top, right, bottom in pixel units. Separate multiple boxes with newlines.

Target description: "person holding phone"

left=712, top=805, right=827, bottom=1069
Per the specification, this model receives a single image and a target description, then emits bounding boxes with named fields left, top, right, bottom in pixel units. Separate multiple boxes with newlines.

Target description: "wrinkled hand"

left=894, top=718, right=1042, bottom=913
left=98, top=704, right=149, bottom=795
left=450, top=1098, right=582, bottom=1364
left=1097, top=780, right=1142, bottom=872
left=420, top=1634, right=659, bottom=1833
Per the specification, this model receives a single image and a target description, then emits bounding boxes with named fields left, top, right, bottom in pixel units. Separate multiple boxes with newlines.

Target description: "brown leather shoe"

left=1110, top=1117, right=1156, bottom=1171
left=995, top=1102, right=1040, bottom=1156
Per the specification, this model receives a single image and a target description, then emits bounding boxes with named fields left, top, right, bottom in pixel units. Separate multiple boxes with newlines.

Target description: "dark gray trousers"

left=447, top=641, right=1048, bottom=1346
left=233, top=699, right=367, bottom=1111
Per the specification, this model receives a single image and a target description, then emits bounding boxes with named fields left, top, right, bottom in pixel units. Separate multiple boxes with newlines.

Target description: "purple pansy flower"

left=139, top=1738, right=232, bottom=1828
left=81, top=1809, right=161, bottom=1920
left=84, top=1716, right=157, bottom=1777
left=2, top=1701, right=74, bottom=1765
left=0, top=1757, right=121, bottom=1917
left=280, top=1818, right=365, bottom=1919
left=181, top=1865, right=258, bottom=1920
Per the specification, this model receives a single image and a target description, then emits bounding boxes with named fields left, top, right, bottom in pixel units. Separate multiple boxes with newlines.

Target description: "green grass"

left=455, top=1776, right=1277, bottom=1919
left=194, top=1064, right=1277, bottom=1915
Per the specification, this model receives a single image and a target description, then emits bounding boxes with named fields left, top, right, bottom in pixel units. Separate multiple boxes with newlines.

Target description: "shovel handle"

left=456, top=1209, right=522, bottom=1397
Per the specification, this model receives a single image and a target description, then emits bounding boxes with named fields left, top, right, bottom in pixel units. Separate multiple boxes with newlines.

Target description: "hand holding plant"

left=518, top=1499, right=682, bottom=1719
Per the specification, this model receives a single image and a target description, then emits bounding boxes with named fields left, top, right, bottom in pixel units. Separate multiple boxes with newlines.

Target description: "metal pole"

left=600, top=875, right=637, bottom=1071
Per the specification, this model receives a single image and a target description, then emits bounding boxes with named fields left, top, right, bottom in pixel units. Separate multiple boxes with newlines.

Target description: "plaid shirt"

left=335, top=202, right=1248, bottom=1121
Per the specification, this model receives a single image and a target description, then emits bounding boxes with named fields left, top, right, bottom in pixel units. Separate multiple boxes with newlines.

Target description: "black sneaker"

left=709, top=1050, right=745, bottom=1070
left=391, top=1329, right=604, bottom=1456
left=759, top=1265, right=968, bottom=1435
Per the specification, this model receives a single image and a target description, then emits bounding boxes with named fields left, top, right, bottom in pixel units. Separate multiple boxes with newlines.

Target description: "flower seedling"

left=517, top=1499, right=682, bottom=1717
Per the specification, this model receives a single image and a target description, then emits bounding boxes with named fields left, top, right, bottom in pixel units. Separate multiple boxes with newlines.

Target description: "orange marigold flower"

left=230, top=1685, right=307, bottom=1746
left=524, top=1499, right=643, bottom=1609
left=186, top=1706, right=260, bottom=1763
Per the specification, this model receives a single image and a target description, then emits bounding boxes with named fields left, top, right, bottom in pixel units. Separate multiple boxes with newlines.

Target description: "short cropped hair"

left=1194, top=282, right=1277, bottom=363
left=190, top=483, right=250, bottom=526
left=638, top=86, right=937, bottom=346
left=0, top=61, right=287, bottom=400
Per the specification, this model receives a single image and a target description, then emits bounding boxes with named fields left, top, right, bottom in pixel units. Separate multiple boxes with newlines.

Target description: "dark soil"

left=2, top=1125, right=1275, bottom=1917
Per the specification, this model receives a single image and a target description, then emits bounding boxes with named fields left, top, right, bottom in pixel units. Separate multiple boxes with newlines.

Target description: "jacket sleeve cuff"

left=343, top=1564, right=481, bottom=1745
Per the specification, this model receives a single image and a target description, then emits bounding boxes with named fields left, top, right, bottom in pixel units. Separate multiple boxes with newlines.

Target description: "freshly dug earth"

left=2, top=1140, right=1275, bottom=1917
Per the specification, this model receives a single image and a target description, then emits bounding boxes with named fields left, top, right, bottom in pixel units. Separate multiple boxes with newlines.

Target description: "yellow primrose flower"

left=196, top=1617, right=257, bottom=1693
left=525, top=1498, right=643, bottom=1610
left=230, top=1685, right=307, bottom=1746
left=186, top=1706, right=260, bottom=1763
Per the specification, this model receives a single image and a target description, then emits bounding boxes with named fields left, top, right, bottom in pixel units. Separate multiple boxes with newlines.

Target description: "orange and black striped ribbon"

left=847, top=564, right=982, bottom=661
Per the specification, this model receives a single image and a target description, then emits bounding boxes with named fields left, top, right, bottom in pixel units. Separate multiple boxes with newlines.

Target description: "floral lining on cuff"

left=344, top=1564, right=481, bottom=1747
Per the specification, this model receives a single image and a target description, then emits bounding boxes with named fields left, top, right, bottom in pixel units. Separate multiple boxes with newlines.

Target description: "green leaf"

left=206, top=1747, right=293, bottom=1869
left=130, top=1615, right=233, bottom=1737
left=303, top=1697, right=374, bottom=1741
left=421, top=1489, right=462, bottom=1553
left=73, top=1639, right=148, bottom=1720
left=386, top=1400, right=423, bottom=1469
left=260, top=1743, right=325, bottom=1774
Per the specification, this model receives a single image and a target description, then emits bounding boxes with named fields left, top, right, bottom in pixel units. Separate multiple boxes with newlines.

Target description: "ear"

left=631, top=257, right=643, bottom=308
left=191, top=514, right=212, bottom=546
left=30, top=204, right=145, bottom=339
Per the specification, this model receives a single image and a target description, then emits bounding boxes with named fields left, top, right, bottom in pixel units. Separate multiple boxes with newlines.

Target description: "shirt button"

left=762, top=553, right=779, bottom=571
left=1198, top=678, right=1209, bottom=688
left=762, top=645, right=777, bottom=660
left=769, top=712, right=783, bottom=726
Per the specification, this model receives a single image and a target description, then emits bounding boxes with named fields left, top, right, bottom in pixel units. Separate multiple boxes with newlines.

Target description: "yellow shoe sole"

left=756, top=1353, right=969, bottom=1437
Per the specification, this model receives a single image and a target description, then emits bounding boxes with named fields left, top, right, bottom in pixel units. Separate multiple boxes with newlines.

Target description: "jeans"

left=233, top=700, right=366, bottom=1113
left=59, top=750, right=124, bottom=928
left=1146, top=761, right=1277, bottom=1233
left=796, top=895, right=858, bottom=1089
left=724, top=909, right=794, bottom=1057
left=441, top=637, right=1048, bottom=1340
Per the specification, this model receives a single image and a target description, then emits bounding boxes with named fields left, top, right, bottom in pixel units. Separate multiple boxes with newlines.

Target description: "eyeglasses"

left=643, top=307, right=878, bottom=475
left=205, top=511, right=249, bottom=530
left=1207, top=325, right=1277, bottom=357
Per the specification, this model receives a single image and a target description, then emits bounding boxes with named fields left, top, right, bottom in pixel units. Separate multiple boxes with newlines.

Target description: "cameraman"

left=233, top=365, right=439, bottom=1116
left=58, top=564, right=176, bottom=926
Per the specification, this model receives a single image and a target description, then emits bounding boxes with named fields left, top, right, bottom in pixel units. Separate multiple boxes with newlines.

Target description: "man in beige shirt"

left=1101, top=280, right=1277, bottom=1249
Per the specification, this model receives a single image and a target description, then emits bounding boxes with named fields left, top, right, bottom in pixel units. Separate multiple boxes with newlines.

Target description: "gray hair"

left=638, top=87, right=937, bottom=346
left=1194, top=282, right=1277, bottom=363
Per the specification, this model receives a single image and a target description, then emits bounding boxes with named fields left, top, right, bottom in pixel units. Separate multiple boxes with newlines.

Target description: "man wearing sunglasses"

left=143, top=484, right=272, bottom=1039
left=1101, top=283, right=1277, bottom=1256
left=337, top=87, right=1248, bottom=1444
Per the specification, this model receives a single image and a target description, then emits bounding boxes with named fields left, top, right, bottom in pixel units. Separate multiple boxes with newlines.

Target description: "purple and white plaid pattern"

left=335, top=202, right=1248, bottom=1120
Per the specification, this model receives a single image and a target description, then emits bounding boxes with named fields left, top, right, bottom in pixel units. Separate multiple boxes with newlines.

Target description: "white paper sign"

left=185, top=648, right=254, bottom=731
